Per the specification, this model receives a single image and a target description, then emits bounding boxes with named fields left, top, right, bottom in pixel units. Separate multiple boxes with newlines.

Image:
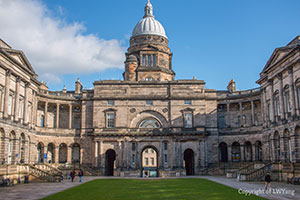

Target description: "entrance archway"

left=37, top=142, right=44, bottom=163
left=219, top=142, right=228, bottom=162
left=184, top=149, right=195, bottom=176
left=142, top=147, right=158, bottom=177
left=47, top=143, right=55, bottom=163
left=255, top=141, right=262, bottom=161
left=71, top=143, right=80, bottom=163
left=59, top=143, right=67, bottom=163
left=105, top=149, right=116, bottom=176
left=231, top=142, right=241, bottom=162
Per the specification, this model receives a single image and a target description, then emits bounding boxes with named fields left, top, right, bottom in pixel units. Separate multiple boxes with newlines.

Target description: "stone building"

left=0, top=0, right=300, bottom=180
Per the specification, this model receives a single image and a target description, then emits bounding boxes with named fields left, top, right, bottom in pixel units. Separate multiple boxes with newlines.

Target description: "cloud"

left=0, top=0, right=125, bottom=83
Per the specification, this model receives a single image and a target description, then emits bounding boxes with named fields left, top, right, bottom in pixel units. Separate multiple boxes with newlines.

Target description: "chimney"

left=75, top=78, right=82, bottom=94
left=40, top=80, right=48, bottom=91
left=227, top=79, right=236, bottom=93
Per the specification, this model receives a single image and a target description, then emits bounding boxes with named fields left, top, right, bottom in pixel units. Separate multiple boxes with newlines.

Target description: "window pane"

left=184, top=113, right=193, bottom=128
left=184, top=100, right=192, bottom=105
left=152, top=55, right=157, bottom=66
left=147, top=55, right=151, bottom=67
left=107, top=100, right=114, bottom=106
left=107, top=113, right=115, bottom=128
left=142, top=55, right=146, bottom=66
left=8, top=95, right=12, bottom=115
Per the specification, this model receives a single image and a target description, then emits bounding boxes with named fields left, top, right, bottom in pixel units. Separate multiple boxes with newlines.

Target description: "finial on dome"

left=144, top=0, right=154, bottom=18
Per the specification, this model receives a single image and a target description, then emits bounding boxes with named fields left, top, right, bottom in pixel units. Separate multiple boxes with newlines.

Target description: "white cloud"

left=0, top=0, right=125, bottom=83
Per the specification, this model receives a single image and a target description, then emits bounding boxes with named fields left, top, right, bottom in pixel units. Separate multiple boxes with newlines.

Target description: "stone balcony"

left=35, top=127, right=80, bottom=137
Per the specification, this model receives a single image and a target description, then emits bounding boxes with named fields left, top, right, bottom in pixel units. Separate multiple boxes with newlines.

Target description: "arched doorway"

left=184, top=149, right=195, bottom=176
left=274, top=132, right=280, bottom=162
left=255, top=141, right=262, bottom=161
left=71, top=143, right=80, bottom=163
left=105, top=149, right=116, bottom=176
left=37, top=142, right=44, bottom=163
left=59, top=143, right=67, bottom=163
left=142, top=147, right=158, bottom=177
left=219, top=142, right=228, bottom=162
left=245, top=141, right=252, bottom=162
left=47, top=143, right=55, bottom=163
left=231, top=142, right=241, bottom=162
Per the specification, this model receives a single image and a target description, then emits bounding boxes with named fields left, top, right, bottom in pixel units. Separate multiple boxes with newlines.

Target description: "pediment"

left=0, top=39, right=11, bottom=49
left=261, top=48, right=291, bottom=74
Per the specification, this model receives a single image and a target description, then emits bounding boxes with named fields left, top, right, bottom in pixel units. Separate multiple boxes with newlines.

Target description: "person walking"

left=78, top=169, right=83, bottom=182
left=264, top=172, right=271, bottom=192
left=70, top=170, right=76, bottom=182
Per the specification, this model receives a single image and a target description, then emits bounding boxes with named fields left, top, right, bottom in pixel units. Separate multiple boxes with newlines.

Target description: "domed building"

left=0, top=0, right=300, bottom=181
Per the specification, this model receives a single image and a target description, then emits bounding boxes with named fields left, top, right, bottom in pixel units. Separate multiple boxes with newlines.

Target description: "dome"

left=132, top=0, right=167, bottom=39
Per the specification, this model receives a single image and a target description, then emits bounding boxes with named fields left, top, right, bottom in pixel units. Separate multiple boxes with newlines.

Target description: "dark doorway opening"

left=219, top=142, right=228, bottom=162
left=105, top=149, right=116, bottom=176
left=184, top=149, right=195, bottom=176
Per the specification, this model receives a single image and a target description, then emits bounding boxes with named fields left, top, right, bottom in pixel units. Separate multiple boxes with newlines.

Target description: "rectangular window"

left=41, top=115, right=44, bottom=127
left=145, top=157, right=148, bottom=165
left=27, top=103, right=31, bottom=123
left=107, top=100, right=114, bottom=106
left=8, top=95, right=12, bottom=115
left=152, top=55, right=157, bottom=66
left=132, top=143, right=136, bottom=151
left=164, top=142, right=168, bottom=150
left=132, top=154, right=135, bottom=164
left=147, top=55, right=151, bottom=67
left=184, top=100, right=192, bottom=105
left=164, top=154, right=168, bottom=163
left=18, top=99, right=23, bottom=118
left=184, top=113, right=193, bottom=128
left=275, top=96, right=280, bottom=116
left=146, top=100, right=153, bottom=106
left=285, top=91, right=291, bottom=112
left=106, top=113, right=115, bottom=128
left=151, top=158, right=154, bottom=165
left=142, top=55, right=146, bottom=66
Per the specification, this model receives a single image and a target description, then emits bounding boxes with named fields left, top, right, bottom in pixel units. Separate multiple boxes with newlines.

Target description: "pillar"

left=278, top=74, right=285, bottom=120
left=56, top=103, right=60, bottom=128
left=252, top=144, right=256, bottom=161
left=288, top=67, right=296, bottom=117
left=251, top=100, right=255, bottom=125
left=239, top=102, right=243, bottom=126
left=44, top=102, right=48, bottom=127
left=94, top=141, right=98, bottom=167
left=69, top=104, right=72, bottom=129
left=226, top=103, right=231, bottom=127
left=14, top=77, right=20, bottom=122
left=23, top=83, right=29, bottom=124
left=228, top=145, right=232, bottom=162
left=80, top=148, right=83, bottom=164
left=269, top=79, right=276, bottom=122
left=3, top=69, right=11, bottom=119
left=240, top=145, right=245, bottom=161
left=67, top=146, right=72, bottom=163
left=54, top=146, right=59, bottom=163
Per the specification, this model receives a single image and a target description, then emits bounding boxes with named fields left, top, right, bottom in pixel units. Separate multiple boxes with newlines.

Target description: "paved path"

left=0, top=177, right=99, bottom=200
left=0, top=176, right=299, bottom=200
left=201, top=176, right=300, bottom=200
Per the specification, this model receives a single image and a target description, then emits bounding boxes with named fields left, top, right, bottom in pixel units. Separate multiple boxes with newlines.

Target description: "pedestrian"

left=264, top=172, right=271, bottom=192
left=78, top=169, right=83, bottom=182
left=70, top=170, right=76, bottom=182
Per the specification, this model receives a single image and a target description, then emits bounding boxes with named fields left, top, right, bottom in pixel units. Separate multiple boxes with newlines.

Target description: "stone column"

left=3, top=69, right=11, bottom=119
left=278, top=74, right=285, bottom=120
left=226, top=103, right=231, bottom=127
left=280, top=137, right=285, bottom=162
left=288, top=67, right=296, bottom=117
left=227, top=145, right=232, bottom=162
left=44, top=102, right=48, bottom=127
left=56, top=103, right=60, bottom=128
left=14, top=77, right=20, bottom=122
left=269, top=80, right=276, bottom=122
left=80, top=148, right=83, bottom=164
left=94, top=141, right=98, bottom=167
left=240, top=145, right=245, bottom=161
left=69, top=104, right=72, bottom=129
left=180, top=142, right=183, bottom=168
left=239, top=102, right=243, bottom=126
left=252, top=144, right=256, bottom=161
left=23, top=83, right=29, bottom=124
left=251, top=100, right=255, bottom=125
left=67, top=146, right=72, bottom=163
left=54, top=146, right=59, bottom=163
left=99, top=141, right=103, bottom=167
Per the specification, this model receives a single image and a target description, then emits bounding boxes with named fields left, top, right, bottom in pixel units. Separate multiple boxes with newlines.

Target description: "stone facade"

left=1, top=2, right=300, bottom=179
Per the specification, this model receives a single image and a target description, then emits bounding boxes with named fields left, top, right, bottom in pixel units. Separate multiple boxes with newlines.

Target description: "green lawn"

left=43, top=178, right=265, bottom=200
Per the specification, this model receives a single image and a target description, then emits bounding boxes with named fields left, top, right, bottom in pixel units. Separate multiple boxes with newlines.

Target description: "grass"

left=43, top=178, right=265, bottom=200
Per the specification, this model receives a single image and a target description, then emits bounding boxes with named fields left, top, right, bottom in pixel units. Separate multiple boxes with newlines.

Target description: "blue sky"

left=1, top=0, right=300, bottom=91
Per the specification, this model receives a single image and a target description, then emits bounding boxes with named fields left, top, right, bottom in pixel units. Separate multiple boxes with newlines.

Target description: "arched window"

left=139, top=118, right=161, bottom=128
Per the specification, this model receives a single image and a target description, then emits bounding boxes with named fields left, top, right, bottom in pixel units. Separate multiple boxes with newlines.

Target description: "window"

left=285, top=91, right=291, bottom=113
left=242, top=115, right=246, bottom=126
left=139, top=118, right=161, bottom=128
left=27, top=103, right=31, bottom=123
left=41, top=115, right=44, bottom=127
left=145, top=149, right=148, bottom=153
left=274, top=96, right=280, bottom=116
left=151, top=149, right=154, bottom=154
left=151, top=157, right=154, bottom=165
left=18, top=99, right=23, bottom=118
left=132, top=143, right=136, bottom=151
left=145, top=157, right=148, bottom=165
left=183, top=113, right=193, bottom=128
left=142, top=54, right=157, bottom=67
left=146, top=100, right=153, bottom=106
left=297, top=87, right=300, bottom=109
left=164, top=154, right=168, bottom=163
left=164, top=142, right=168, bottom=150
left=8, top=95, right=13, bottom=115
left=106, top=113, right=115, bottom=128
left=184, top=100, right=192, bottom=105
left=132, top=154, right=135, bottom=164
left=107, top=100, right=114, bottom=106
